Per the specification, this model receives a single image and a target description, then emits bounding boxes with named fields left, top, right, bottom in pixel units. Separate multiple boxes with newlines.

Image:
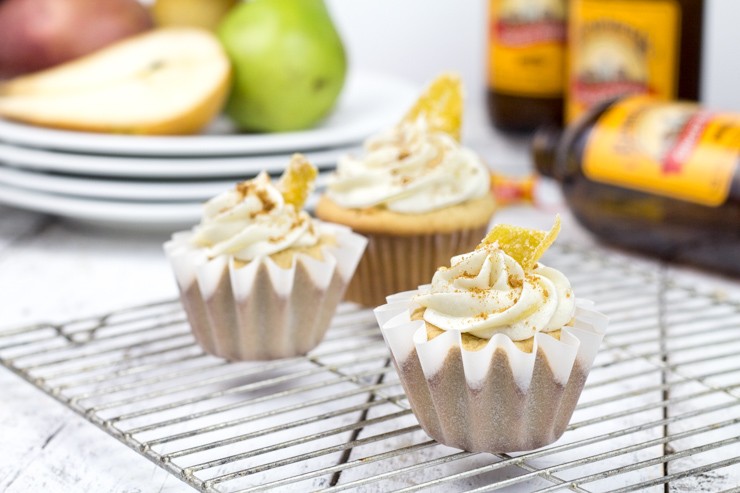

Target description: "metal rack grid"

left=2, top=243, right=740, bottom=492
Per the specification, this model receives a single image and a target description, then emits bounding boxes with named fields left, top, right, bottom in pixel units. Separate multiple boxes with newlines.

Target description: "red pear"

left=0, top=0, right=153, bottom=79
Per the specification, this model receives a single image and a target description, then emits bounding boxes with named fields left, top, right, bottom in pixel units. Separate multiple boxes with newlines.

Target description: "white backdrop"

left=327, top=0, right=740, bottom=112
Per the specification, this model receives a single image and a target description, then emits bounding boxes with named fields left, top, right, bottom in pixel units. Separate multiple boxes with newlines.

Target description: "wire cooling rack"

left=2, top=243, right=740, bottom=492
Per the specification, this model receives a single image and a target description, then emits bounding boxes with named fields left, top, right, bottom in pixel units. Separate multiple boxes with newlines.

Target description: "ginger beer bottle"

left=566, top=0, right=703, bottom=123
left=533, top=96, right=740, bottom=276
left=487, top=0, right=567, bottom=132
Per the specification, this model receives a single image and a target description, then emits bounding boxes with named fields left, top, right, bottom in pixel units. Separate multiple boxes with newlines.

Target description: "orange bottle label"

left=566, top=0, right=680, bottom=123
left=488, top=0, right=566, bottom=97
left=583, top=97, right=739, bottom=207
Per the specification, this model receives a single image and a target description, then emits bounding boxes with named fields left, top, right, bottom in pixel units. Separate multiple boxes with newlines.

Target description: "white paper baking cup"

left=164, top=222, right=367, bottom=360
left=344, top=225, right=489, bottom=308
left=374, top=290, right=607, bottom=453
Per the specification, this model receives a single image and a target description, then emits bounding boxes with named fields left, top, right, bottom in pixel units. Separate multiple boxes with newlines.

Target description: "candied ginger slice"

left=482, top=215, right=561, bottom=270
left=402, top=72, right=463, bottom=141
left=278, top=153, right=318, bottom=210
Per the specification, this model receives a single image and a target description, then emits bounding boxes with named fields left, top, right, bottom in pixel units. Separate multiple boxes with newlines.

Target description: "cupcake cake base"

left=344, top=226, right=489, bottom=308
left=317, top=195, right=496, bottom=308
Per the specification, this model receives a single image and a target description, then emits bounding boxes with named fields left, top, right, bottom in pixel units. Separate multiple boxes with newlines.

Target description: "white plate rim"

left=0, top=142, right=356, bottom=178
left=0, top=165, right=330, bottom=201
left=0, top=71, right=416, bottom=157
left=0, top=181, right=320, bottom=228
left=0, top=181, right=202, bottom=225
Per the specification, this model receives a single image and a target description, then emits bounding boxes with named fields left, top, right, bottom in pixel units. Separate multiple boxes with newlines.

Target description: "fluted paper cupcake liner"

left=375, top=290, right=607, bottom=453
left=164, top=222, right=367, bottom=361
left=344, top=225, right=489, bottom=308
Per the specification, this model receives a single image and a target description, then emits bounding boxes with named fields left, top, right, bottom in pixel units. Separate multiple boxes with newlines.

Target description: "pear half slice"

left=0, top=27, right=231, bottom=135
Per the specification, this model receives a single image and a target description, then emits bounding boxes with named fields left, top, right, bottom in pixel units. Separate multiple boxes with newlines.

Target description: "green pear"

left=217, top=0, right=347, bottom=132
left=152, top=0, right=238, bottom=31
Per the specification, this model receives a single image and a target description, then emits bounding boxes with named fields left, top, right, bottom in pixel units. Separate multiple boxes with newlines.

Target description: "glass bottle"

left=566, top=0, right=704, bottom=123
left=533, top=96, right=740, bottom=276
left=487, top=0, right=567, bottom=132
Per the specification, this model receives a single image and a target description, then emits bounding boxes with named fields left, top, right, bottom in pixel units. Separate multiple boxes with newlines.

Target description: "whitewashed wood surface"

left=2, top=204, right=739, bottom=493
left=1, top=113, right=739, bottom=492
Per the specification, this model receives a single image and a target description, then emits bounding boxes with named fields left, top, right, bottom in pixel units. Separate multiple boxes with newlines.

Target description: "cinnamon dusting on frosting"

left=413, top=243, right=576, bottom=342
left=326, top=118, right=490, bottom=214
left=507, top=274, right=522, bottom=289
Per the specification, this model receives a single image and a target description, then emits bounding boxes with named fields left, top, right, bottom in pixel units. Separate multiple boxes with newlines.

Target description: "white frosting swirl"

left=414, top=243, right=575, bottom=340
left=326, top=118, right=490, bottom=213
left=191, top=172, right=319, bottom=261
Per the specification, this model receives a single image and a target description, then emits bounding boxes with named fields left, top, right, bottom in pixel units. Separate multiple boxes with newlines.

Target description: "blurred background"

left=0, top=0, right=738, bottom=274
left=328, top=0, right=740, bottom=111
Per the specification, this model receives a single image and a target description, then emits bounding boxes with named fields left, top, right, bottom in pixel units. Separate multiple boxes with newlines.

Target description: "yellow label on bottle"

left=566, top=0, right=680, bottom=123
left=488, top=0, right=566, bottom=97
left=583, top=96, right=739, bottom=207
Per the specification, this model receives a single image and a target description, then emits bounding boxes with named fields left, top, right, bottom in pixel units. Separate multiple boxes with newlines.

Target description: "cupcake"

left=164, top=154, right=367, bottom=361
left=374, top=217, right=607, bottom=453
left=316, top=73, right=496, bottom=307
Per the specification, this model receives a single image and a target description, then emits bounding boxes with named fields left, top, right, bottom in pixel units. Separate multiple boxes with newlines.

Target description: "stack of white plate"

left=0, top=72, right=416, bottom=230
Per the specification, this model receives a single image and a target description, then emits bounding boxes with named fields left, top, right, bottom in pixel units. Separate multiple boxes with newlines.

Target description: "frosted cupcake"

left=316, top=74, right=496, bottom=307
left=165, top=155, right=367, bottom=361
left=375, top=218, right=607, bottom=453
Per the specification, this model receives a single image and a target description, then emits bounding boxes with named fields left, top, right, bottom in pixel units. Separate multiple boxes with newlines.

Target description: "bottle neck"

left=531, top=125, right=562, bottom=179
